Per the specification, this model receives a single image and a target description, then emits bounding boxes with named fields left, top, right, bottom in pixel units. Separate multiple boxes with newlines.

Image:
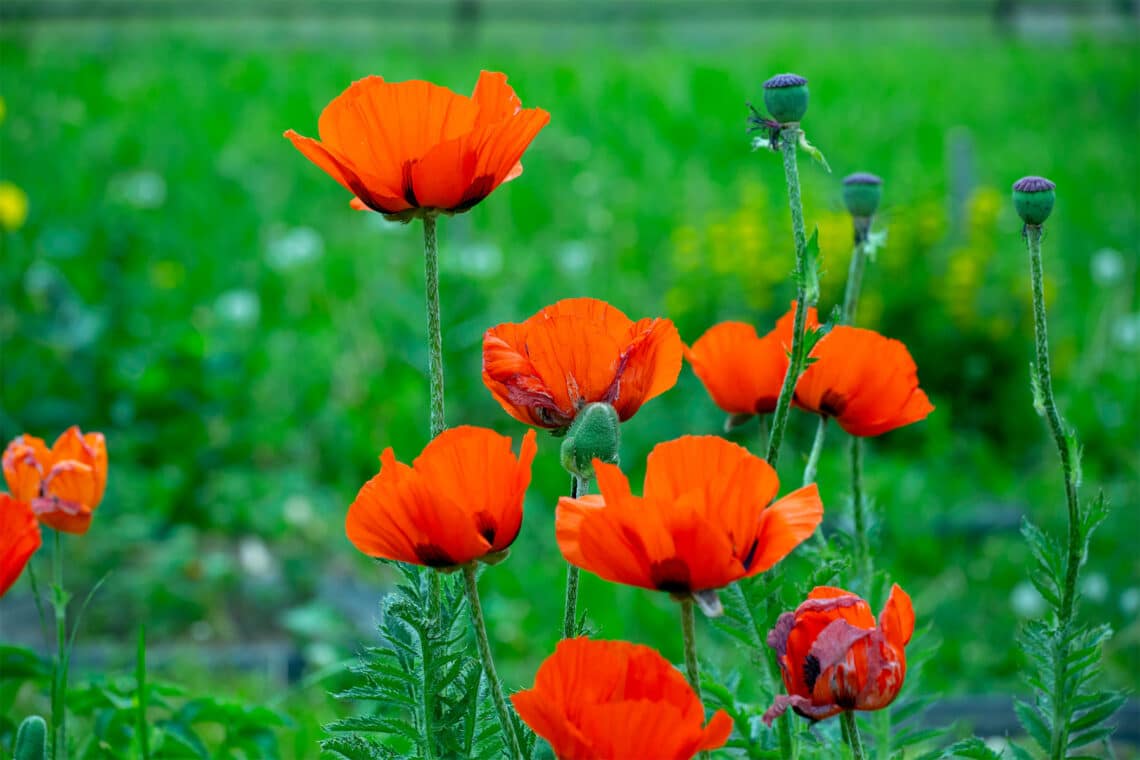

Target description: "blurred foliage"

left=0, top=13, right=1137, bottom=754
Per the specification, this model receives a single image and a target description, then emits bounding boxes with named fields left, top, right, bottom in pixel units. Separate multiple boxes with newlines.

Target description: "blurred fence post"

left=453, top=0, right=481, bottom=47
left=993, top=0, right=1016, bottom=34
left=946, top=126, right=976, bottom=243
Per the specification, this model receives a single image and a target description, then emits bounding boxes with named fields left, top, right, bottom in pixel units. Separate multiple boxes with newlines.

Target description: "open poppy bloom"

left=512, top=637, right=732, bottom=760
left=2, top=427, right=108, bottom=534
left=556, top=435, right=822, bottom=603
left=0, top=494, right=42, bottom=598
left=285, top=71, right=549, bottom=220
left=764, top=584, right=914, bottom=725
left=346, top=426, right=536, bottom=568
left=482, top=298, right=683, bottom=431
left=793, top=326, right=934, bottom=436
left=685, top=303, right=820, bottom=417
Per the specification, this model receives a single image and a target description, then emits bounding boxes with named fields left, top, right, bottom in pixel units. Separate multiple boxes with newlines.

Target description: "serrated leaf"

left=1014, top=698, right=1050, bottom=751
left=939, top=737, right=1003, bottom=759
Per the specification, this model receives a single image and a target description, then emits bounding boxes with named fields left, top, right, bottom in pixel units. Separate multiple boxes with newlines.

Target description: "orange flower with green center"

left=793, top=326, right=934, bottom=436
left=556, top=435, right=822, bottom=600
left=285, top=71, right=549, bottom=221
left=346, top=426, right=536, bottom=568
left=3, top=427, right=108, bottom=534
left=0, top=494, right=41, bottom=597
left=685, top=302, right=820, bottom=417
left=512, top=637, right=732, bottom=760
left=764, top=584, right=914, bottom=724
left=482, top=298, right=683, bottom=431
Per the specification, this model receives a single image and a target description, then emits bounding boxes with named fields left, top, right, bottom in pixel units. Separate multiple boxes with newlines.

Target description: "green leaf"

left=1014, top=698, right=1050, bottom=752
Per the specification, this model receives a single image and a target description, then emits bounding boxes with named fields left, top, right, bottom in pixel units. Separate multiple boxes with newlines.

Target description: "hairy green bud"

left=15, top=715, right=47, bottom=760
left=560, top=402, right=620, bottom=480
left=842, top=172, right=883, bottom=218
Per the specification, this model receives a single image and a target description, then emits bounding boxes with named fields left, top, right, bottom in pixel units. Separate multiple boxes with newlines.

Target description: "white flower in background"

left=1119, top=587, right=1139, bottom=616
left=1080, top=572, right=1108, bottom=604
left=1112, top=312, right=1140, bottom=351
left=110, top=169, right=167, bottom=209
left=1090, top=247, right=1125, bottom=287
left=239, top=536, right=276, bottom=580
left=266, top=226, right=324, bottom=271
left=215, top=289, right=260, bottom=327
left=557, top=241, right=594, bottom=276
left=1010, top=580, right=1046, bottom=618
left=450, top=241, right=502, bottom=278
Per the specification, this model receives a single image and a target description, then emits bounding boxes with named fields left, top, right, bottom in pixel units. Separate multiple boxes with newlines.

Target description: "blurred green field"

left=1, top=12, right=1138, bottom=753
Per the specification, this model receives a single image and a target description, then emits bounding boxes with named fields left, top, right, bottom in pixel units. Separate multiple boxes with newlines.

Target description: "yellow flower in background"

left=0, top=95, right=6, bottom=124
left=0, top=182, right=28, bottom=231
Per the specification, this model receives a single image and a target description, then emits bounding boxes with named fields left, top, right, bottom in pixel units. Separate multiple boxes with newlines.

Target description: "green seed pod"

left=560, top=402, right=620, bottom=481
left=1012, top=176, right=1056, bottom=225
left=15, top=715, right=47, bottom=760
left=842, top=172, right=883, bottom=218
left=763, top=73, right=809, bottom=124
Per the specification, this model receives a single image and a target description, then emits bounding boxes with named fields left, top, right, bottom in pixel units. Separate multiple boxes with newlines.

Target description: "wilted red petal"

left=0, top=494, right=42, bottom=597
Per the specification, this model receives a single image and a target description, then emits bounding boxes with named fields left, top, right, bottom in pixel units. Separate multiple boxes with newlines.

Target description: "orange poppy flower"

left=346, top=426, right=537, bottom=568
left=685, top=303, right=820, bottom=416
left=2, top=426, right=108, bottom=534
left=555, top=435, right=822, bottom=596
left=764, top=584, right=914, bottom=724
left=0, top=494, right=42, bottom=598
left=285, top=71, right=549, bottom=220
left=511, top=637, right=732, bottom=760
left=482, top=298, right=683, bottom=430
left=793, top=326, right=934, bottom=436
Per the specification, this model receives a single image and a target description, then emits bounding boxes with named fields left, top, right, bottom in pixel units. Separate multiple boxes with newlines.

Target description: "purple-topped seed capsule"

left=842, top=172, right=883, bottom=218
left=763, top=73, right=809, bottom=124
left=1012, top=176, right=1056, bottom=225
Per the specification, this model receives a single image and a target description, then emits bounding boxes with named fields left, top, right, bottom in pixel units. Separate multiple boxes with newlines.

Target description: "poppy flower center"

left=650, top=557, right=692, bottom=593
left=803, top=654, right=822, bottom=691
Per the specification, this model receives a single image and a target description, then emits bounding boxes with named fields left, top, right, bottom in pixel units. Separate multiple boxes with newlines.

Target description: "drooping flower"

left=482, top=298, right=683, bottom=431
left=285, top=71, right=549, bottom=221
left=2, top=427, right=108, bottom=534
left=512, top=637, right=732, bottom=760
left=764, top=584, right=915, bottom=724
left=685, top=303, right=820, bottom=417
left=556, top=436, right=822, bottom=601
left=793, top=326, right=934, bottom=436
left=0, top=494, right=42, bottom=598
left=346, top=426, right=537, bottom=568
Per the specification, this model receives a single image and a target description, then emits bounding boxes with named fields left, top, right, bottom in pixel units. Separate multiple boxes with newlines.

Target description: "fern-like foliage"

left=322, top=564, right=509, bottom=760
left=1015, top=493, right=1125, bottom=759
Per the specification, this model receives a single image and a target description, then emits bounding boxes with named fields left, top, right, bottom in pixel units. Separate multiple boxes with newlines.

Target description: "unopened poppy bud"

left=1012, top=176, right=1056, bottom=226
left=560, top=402, right=621, bottom=480
left=763, top=73, right=809, bottom=124
left=843, top=172, right=883, bottom=218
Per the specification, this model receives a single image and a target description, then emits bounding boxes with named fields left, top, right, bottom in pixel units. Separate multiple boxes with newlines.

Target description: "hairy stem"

left=562, top=475, right=589, bottom=639
left=462, top=565, right=524, bottom=760
left=52, top=530, right=68, bottom=760
left=842, top=234, right=869, bottom=326
left=766, top=127, right=812, bottom=467
left=1026, top=224, right=1082, bottom=759
left=850, top=437, right=870, bottom=589
left=423, top=214, right=446, bottom=440
left=842, top=711, right=866, bottom=760
left=802, top=416, right=828, bottom=487
left=680, top=598, right=710, bottom=760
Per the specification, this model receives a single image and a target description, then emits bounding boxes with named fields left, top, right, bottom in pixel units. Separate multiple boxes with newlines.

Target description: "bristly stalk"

left=802, top=416, right=827, bottom=487
left=462, top=565, right=524, bottom=760
left=841, top=711, right=866, bottom=760
left=841, top=218, right=873, bottom=589
left=562, top=474, right=589, bottom=639
left=680, top=598, right=710, bottom=760
left=765, top=126, right=814, bottom=468
left=422, top=213, right=446, bottom=630
left=51, top=529, right=69, bottom=760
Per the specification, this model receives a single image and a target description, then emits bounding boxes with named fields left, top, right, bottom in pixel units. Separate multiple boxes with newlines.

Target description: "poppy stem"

left=51, top=529, right=69, bottom=760
left=841, top=711, right=866, bottom=760
left=561, top=474, right=588, bottom=639
left=462, top=565, right=524, bottom=760
left=1025, top=223, right=1084, bottom=760
left=422, top=213, right=446, bottom=440
left=766, top=127, right=814, bottom=468
left=802, top=415, right=827, bottom=487
left=841, top=235, right=869, bottom=326
left=850, top=436, right=870, bottom=589
left=679, top=597, right=711, bottom=760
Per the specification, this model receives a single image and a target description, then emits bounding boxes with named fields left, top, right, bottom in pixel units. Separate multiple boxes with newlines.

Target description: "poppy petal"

left=0, top=494, right=42, bottom=597
left=747, top=484, right=824, bottom=575
left=697, top=709, right=735, bottom=752
left=285, top=130, right=411, bottom=214
left=2, top=434, right=49, bottom=503
left=879, top=583, right=915, bottom=648
left=471, top=70, right=522, bottom=127
left=610, top=317, right=683, bottom=420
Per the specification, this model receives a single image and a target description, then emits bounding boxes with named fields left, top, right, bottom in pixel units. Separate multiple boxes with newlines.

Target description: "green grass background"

left=1, top=11, right=1137, bottom=753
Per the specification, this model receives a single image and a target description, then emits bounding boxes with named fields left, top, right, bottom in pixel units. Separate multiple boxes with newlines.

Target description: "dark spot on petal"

left=820, top=390, right=847, bottom=418
left=650, top=557, right=692, bottom=593
left=835, top=694, right=857, bottom=709
left=803, top=654, right=822, bottom=691
left=741, top=538, right=760, bottom=570
left=413, top=543, right=456, bottom=568
left=401, top=161, right=419, bottom=206
left=456, top=175, right=496, bottom=211
left=474, top=511, right=497, bottom=546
